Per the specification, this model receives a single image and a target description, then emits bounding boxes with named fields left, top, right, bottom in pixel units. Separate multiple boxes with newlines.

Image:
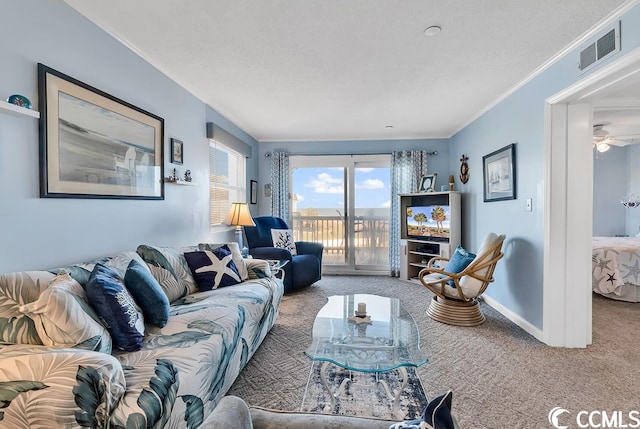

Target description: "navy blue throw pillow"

left=86, top=263, right=145, bottom=351
left=184, top=246, right=242, bottom=291
left=124, top=259, right=170, bottom=327
left=444, top=246, right=476, bottom=286
left=388, top=390, right=455, bottom=429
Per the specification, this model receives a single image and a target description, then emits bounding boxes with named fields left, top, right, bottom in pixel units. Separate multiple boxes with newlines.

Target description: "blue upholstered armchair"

left=243, top=216, right=323, bottom=293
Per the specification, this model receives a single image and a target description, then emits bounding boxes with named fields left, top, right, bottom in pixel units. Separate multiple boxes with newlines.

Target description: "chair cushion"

left=271, top=229, right=297, bottom=255
left=19, top=272, right=112, bottom=353
left=459, top=233, right=500, bottom=298
left=86, top=263, right=145, bottom=352
left=124, top=259, right=170, bottom=327
left=184, top=247, right=242, bottom=290
left=444, top=246, right=476, bottom=285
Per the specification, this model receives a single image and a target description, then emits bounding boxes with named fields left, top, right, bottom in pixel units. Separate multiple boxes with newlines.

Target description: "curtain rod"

left=265, top=151, right=438, bottom=157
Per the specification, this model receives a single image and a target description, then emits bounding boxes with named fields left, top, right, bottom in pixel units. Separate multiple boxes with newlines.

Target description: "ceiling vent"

left=578, top=21, right=620, bottom=74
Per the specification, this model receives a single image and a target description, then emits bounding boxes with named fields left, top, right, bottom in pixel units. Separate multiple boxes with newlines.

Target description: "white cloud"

left=357, top=168, right=374, bottom=173
left=356, top=178, right=385, bottom=190
left=306, top=173, right=344, bottom=194
left=380, top=200, right=391, bottom=208
left=293, top=193, right=305, bottom=201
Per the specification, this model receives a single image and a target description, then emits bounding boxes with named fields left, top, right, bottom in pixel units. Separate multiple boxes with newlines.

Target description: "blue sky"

left=292, top=167, right=390, bottom=210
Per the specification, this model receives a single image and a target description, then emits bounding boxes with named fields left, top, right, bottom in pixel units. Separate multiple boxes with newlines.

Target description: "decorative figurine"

left=459, top=154, right=469, bottom=184
left=184, top=169, right=192, bottom=182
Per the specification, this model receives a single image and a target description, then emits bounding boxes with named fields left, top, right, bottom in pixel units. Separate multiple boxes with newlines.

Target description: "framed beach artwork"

left=482, top=143, right=516, bottom=202
left=38, top=63, right=164, bottom=200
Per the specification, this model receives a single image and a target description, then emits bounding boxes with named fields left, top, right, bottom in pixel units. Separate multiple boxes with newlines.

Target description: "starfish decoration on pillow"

left=195, top=251, right=241, bottom=285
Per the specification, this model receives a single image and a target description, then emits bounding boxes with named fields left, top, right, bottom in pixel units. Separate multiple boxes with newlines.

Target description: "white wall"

left=0, top=0, right=256, bottom=273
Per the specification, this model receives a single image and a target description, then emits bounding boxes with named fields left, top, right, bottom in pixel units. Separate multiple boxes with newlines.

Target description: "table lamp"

left=224, top=202, right=255, bottom=249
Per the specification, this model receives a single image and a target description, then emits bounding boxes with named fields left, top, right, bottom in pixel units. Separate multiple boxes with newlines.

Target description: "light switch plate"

left=526, top=198, right=532, bottom=212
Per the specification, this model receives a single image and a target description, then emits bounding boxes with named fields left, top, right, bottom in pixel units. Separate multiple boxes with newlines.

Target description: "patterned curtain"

left=270, top=151, right=290, bottom=221
left=389, top=150, right=428, bottom=276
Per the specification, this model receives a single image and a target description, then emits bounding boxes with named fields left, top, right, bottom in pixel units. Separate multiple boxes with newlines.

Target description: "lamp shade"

left=224, top=202, right=256, bottom=227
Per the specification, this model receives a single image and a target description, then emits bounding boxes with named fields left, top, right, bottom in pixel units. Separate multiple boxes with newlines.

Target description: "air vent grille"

left=578, top=21, right=620, bottom=73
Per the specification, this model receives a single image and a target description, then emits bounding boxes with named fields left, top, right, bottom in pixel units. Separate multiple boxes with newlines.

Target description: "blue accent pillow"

left=444, top=246, right=476, bottom=286
left=124, top=259, right=170, bottom=327
left=86, top=263, right=145, bottom=351
left=184, top=246, right=242, bottom=291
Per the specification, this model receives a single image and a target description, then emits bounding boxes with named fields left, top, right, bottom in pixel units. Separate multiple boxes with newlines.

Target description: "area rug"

left=300, top=360, right=428, bottom=420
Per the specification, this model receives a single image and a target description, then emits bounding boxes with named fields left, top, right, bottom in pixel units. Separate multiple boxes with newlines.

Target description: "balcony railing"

left=291, top=214, right=390, bottom=265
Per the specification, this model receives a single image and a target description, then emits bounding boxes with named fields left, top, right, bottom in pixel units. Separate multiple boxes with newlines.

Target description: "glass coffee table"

left=304, top=294, right=427, bottom=415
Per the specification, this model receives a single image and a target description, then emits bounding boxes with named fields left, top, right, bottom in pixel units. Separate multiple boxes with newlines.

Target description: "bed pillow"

left=444, top=246, right=476, bottom=286
left=184, top=247, right=242, bottom=291
left=124, top=259, right=170, bottom=327
left=86, top=263, right=145, bottom=352
left=271, top=229, right=297, bottom=255
left=19, top=272, right=112, bottom=353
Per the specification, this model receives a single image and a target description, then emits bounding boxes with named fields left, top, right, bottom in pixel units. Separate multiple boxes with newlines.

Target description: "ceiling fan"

left=592, top=124, right=640, bottom=153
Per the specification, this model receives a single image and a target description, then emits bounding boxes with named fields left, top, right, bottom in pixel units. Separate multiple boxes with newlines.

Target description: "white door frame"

left=543, top=47, right=640, bottom=347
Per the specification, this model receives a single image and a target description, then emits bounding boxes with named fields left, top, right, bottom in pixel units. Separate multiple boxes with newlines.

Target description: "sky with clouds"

left=292, top=167, right=391, bottom=211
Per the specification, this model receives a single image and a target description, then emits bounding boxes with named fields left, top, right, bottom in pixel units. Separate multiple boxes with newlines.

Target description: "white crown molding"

left=449, top=0, right=640, bottom=138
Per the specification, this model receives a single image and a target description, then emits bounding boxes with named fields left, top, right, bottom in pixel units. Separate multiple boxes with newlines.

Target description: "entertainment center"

left=399, top=192, right=461, bottom=282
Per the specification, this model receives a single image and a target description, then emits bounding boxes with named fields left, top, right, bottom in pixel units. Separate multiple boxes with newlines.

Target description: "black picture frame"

left=483, top=143, right=516, bottom=202
left=38, top=64, right=164, bottom=200
left=250, top=180, right=258, bottom=204
left=419, top=174, right=437, bottom=192
left=170, top=138, right=183, bottom=165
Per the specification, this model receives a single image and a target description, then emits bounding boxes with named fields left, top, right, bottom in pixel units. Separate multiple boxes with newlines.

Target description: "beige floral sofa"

left=0, top=242, right=283, bottom=428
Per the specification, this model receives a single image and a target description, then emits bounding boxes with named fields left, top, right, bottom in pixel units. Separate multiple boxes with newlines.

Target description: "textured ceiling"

left=63, top=0, right=630, bottom=142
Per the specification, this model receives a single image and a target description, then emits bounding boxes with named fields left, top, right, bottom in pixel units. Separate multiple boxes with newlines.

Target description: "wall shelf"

left=0, top=100, right=39, bottom=118
left=165, top=179, right=197, bottom=186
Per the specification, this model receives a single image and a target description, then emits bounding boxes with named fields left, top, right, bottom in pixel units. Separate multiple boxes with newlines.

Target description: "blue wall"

left=257, top=139, right=451, bottom=215
left=593, top=146, right=628, bottom=236
left=449, top=3, right=640, bottom=329
left=0, top=0, right=256, bottom=273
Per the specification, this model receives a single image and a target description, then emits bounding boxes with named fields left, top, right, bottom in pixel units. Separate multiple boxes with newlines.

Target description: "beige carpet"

left=227, top=275, right=640, bottom=429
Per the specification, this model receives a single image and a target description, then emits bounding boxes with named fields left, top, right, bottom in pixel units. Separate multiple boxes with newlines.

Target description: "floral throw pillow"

left=271, top=229, right=297, bottom=255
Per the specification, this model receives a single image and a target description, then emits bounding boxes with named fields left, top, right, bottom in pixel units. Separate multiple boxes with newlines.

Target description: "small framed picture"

left=483, top=143, right=516, bottom=202
left=250, top=180, right=258, bottom=204
left=419, top=174, right=437, bottom=192
left=170, top=138, right=183, bottom=165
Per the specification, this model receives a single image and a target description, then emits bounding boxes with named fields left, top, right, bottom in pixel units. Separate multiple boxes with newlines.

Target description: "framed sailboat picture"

left=483, top=143, right=516, bottom=202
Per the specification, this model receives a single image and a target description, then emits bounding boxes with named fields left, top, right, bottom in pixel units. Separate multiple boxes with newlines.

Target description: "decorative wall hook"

left=459, top=154, right=469, bottom=184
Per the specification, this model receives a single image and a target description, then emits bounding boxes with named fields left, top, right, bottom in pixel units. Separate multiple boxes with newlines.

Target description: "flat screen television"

left=405, top=205, right=450, bottom=241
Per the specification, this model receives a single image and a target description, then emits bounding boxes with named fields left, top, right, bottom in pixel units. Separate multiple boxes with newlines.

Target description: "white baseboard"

left=481, top=295, right=544, bottom=343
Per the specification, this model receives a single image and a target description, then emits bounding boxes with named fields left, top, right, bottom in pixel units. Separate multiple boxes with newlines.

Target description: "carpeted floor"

left=227, top=275, right=640, bottom=429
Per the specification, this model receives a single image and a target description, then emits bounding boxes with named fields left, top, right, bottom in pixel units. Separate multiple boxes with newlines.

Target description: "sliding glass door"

left=290, top=155, right=390, bottom=274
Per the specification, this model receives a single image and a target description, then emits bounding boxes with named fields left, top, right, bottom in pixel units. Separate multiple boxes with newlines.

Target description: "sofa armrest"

left=295, top=241, right=324, bottom=259
left=204, top=396, right=253, bottom=429
left=0, top=344, right=126, bottom=428
left=245, top=259, right=274, bottom=279
left=249, top=247, right=292, bottom=261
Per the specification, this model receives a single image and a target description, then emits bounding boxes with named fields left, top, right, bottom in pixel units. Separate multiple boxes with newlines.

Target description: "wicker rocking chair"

left=419, top=233, right=505, bottom=326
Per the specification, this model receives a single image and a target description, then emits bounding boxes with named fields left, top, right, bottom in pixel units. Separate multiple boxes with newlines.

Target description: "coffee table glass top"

left=304, top=294, right=427, bottom=372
